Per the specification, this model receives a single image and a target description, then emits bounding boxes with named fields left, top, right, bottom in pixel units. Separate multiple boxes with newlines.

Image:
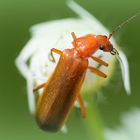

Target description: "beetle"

left=33, top=32, right=118, bottom=132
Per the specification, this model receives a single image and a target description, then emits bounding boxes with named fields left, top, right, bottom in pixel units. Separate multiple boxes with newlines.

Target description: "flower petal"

left=116, top=51, right=131, bottom=95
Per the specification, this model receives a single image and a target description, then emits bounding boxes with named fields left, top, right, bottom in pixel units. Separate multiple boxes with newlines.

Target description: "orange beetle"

left=33, top=32, right=118, bottom=132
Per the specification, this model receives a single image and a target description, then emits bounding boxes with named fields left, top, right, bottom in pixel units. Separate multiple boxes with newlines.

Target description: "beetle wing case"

left=36, top=50, right=88, bottom=132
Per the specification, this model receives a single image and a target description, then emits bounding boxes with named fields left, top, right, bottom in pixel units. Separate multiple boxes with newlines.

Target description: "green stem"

left=84, top=95, right=105, bottom=140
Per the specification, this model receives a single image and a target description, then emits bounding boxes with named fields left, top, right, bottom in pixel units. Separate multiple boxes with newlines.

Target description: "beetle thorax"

left=72, top=34, right=98, bottom=59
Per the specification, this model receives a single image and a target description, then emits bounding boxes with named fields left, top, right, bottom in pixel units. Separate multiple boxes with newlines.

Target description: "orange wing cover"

left=36, top=51, right=88, bottom=132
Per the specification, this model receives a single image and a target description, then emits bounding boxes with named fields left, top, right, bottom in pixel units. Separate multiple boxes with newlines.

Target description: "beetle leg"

left=91, top=56, right=108, bottom=67
left=71, top=32, right=79, bottom=49
left=71, top=32, right=77, bottom=40
left=33, top=83, right=46, bottom=95
left=50, top=48, right=62, bottom=62
left=77, top=94, right=86, bottom=118
left=88, top=66, right=107, bottom=78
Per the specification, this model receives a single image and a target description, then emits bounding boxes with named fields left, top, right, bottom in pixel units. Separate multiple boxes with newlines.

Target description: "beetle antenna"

left=108, top=12, right=140, bottom=40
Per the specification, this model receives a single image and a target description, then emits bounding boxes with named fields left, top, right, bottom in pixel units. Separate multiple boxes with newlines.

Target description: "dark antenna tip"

left=108, top=12, right=140, bottom=39
left=108, top=33, right=112, bottom=40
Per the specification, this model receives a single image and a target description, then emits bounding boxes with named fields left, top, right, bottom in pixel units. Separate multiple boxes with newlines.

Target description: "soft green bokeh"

left=0, top=0, right=140, bottom=140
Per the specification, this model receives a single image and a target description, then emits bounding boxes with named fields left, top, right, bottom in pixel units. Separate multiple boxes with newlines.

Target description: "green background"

left=0, top=0, right=140, bottom=140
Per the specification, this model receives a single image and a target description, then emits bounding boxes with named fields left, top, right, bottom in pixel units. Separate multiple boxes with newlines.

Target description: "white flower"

left=15, top=0, right=130, bottom=115
left=104, top=108, right=140, bottom=140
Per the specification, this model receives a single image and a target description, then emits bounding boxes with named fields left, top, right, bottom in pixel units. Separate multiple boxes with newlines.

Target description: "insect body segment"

left=36, top=49, right=88, bottom=132
left=33, top=32, right=118, bottom=132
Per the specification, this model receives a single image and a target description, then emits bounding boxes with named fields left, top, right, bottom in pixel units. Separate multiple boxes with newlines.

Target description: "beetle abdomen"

left=36, top=50, right=88, bottom=132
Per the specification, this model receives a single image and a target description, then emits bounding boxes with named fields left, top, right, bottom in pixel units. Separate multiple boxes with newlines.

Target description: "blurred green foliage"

left=0, top=0, right=140, bottom=140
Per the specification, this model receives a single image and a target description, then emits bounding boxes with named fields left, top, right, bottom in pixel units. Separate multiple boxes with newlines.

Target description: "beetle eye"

left=99, top=46, right=104, bottom=50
